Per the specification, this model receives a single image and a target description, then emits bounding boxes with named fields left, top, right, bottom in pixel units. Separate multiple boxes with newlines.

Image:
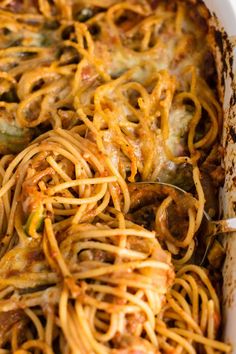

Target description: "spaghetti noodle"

left=0, top=0, right=231, bottom=353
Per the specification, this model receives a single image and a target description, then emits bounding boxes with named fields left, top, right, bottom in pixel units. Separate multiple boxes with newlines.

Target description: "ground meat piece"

left=111, top=335, right=159, bottom=354
left=0, top=310, right=26, bottom=346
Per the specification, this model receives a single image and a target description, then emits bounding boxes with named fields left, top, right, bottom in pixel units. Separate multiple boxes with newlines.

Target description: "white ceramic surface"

left=204, top=0, right=236, bottom=36
left=203, top=0, right=236, bottom=351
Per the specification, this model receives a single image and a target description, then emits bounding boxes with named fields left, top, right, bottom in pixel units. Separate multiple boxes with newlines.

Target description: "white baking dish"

left=205, top=0, right=236, bottom=36
left=204, top=0, right=236, bottom=351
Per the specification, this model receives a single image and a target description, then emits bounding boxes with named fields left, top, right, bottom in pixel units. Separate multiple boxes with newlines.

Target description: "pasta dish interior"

left=0, top=0, right=231, bottom=353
